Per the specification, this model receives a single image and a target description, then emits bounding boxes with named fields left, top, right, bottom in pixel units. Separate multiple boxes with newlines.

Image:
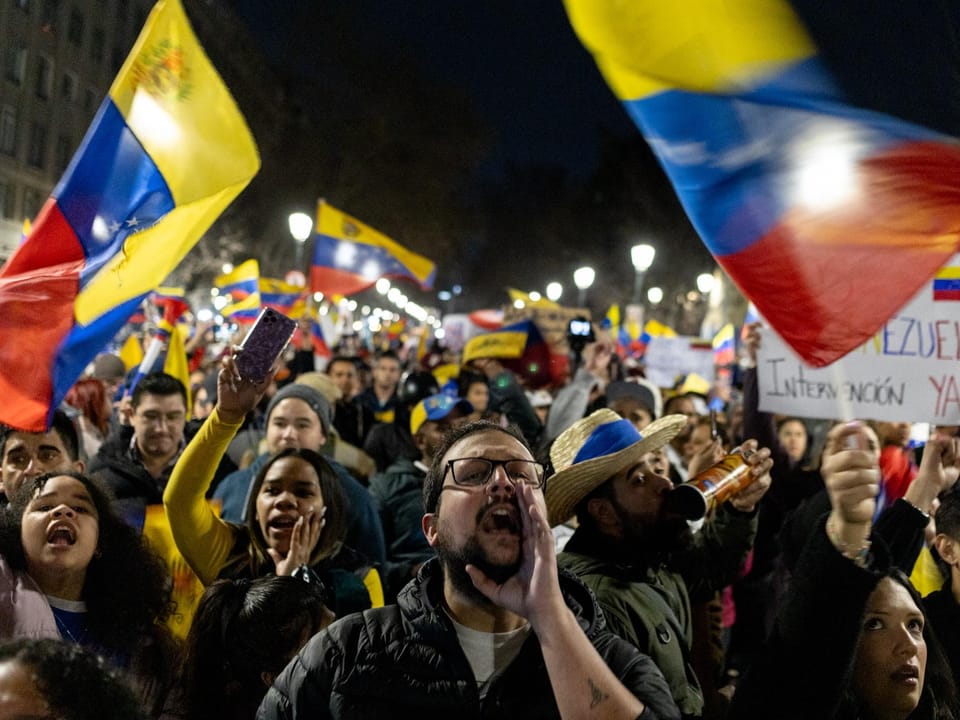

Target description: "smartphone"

left=234, top=307, right=297, bottom=382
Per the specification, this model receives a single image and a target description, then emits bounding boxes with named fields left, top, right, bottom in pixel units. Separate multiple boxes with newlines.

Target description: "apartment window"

left=55, top=133, right=72, bottom=174
left=5, top=47, right=27, bottom=85
left=0, top=178, right=14, bottom=220
left=27, top=122, right=46, bottom=169
left=23, top=188, right=44, bottom=221
left=0, top=107, right=16, bottom=156
left=90, top=27, right=104, bottom=62
left=60, top=72, right=77, bottom=102
left=68, top=8, right=84, bottom=47
left=14, top=0, right=29, bottom=12
left=34, top=55, right=52, bottom=99
left=83, top=86, right=97, bottom=112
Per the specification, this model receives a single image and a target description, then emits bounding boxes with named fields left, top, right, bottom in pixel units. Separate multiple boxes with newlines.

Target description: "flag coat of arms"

left=310, top=200, right=436, bottom=297
left=0, top=0, right=258, bottom=431
left=565, top=0, right=960, bottom=367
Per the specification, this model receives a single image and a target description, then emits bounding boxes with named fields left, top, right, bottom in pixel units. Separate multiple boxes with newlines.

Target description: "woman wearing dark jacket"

left=730, top=422, right=959, bottom=720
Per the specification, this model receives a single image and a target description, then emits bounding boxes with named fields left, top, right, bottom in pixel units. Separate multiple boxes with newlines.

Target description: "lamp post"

left=573, top=266, right=595, bottom=309
left=288, top=212, right=313, bottom=271
left=630, top=243, right=655, bottom=304
left=545, top=281, right=563, bottom=302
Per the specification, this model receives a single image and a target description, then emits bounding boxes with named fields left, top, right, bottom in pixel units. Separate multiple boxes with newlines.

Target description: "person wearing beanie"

left=164, top=358, right=388, bottom=619
left=206, top=382, right=386, bottom=568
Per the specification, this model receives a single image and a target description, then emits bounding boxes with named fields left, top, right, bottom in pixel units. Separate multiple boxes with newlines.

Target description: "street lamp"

left=696, top=272, right=715, bottom=294
left=630, top=243, right=655, bottom=304
left=647, top=287, right=663, bottom=305
left=288, top=212, right=313, bottom=271
left=546, top=282, right=563, bottom=302
left=573, top=266, right=595, bottom=308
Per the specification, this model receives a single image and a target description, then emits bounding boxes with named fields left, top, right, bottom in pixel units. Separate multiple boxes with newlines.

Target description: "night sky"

left=229, top=0, right=638, bottom=180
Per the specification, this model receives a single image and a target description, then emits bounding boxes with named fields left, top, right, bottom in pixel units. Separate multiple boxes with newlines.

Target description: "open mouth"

left=892, top=665, right=920, bottom=685
left=480, top=505, right=521, bottom=534
left=46, top=525, right=76, bottom=546
left=268, top=516, right=298, bottom=532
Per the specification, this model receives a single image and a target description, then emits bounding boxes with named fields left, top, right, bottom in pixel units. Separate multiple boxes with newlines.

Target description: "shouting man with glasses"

left=259, top=419, right=679, bottom=720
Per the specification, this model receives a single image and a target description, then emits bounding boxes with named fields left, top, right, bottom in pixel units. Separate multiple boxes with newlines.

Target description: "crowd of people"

left=1, top=315, right=959, bottom=720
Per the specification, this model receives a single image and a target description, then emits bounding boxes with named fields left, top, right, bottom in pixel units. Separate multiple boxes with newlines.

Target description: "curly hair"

left=0, top=472, right=175, bottom=658
left=181, top=576, right=331, bottom=720
left=0, top=638, right=148, bottom=720
left=241, top=448, right=348, bottom=576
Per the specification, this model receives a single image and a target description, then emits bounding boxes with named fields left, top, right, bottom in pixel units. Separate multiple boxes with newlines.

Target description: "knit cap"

left=266, top=383, right=332, bottom=436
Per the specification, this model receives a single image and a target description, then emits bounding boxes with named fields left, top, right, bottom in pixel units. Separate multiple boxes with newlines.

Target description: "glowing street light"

left=546, top=282, right=563, bottom=302
left=630, top=243, right=656, bottom=304
left=288, top=212, right=313, bottom=270
left=647, top=287, right=663, bottom=305
left=573, top=266, right=595, bottom=308
left=696, top=272, right=715, bottom=294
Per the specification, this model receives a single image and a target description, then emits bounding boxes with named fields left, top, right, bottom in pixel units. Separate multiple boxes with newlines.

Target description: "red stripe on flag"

left=310, top=266, right=374, bottom=297
left=720, top=140, right=960, bottom=367
left=934, top=290, right=960, bottom=301
left=0, top=201, right=84, bottom=429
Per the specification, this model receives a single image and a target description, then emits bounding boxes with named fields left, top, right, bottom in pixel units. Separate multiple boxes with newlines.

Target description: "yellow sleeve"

left=163, top=408, right=244, bottom=585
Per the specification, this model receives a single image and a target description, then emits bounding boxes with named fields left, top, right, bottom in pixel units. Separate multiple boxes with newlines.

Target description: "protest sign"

left=757, top=255, right=960, bottom=423
left=644, top=336, right=715, bottom=389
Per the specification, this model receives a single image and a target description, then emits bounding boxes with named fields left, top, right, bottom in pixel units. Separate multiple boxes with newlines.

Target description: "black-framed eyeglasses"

left=444, top=457, right=545, bottom=489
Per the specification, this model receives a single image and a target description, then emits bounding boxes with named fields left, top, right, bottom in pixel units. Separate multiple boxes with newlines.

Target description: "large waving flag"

left=214, top=259, right=260, bottom=322
left=0, top=0, right=258, bottom=431
left=310, top=200, right=436, bottom=297
left=565, top=1, right=960, bottom=367
left=260, top=277, right=307, bottom=319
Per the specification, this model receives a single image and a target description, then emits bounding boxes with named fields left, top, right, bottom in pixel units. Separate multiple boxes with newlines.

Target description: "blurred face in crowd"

left=255, top=456, right=324, bottom=558
left=852, top=577, right=927, bottom=720
left=682, top=422, right=714, bottom=468
left=1, top=430, right=82, bottom=500
left=609, top=399, right=653, bottom=433
left=129, top=392, right=186, bottom=463
left=328, top=360, right=359, bottom=400
left=372, top=357, right=401, bottom=393
left=266, top=399, right=326, bottom=454
left=778, top=419, right=808, bottom=463
left=465, top=381, right=489, bottom=415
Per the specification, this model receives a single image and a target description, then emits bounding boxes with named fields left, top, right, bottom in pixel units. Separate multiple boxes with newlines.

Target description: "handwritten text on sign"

left=757, top=256, right=960, bottom=423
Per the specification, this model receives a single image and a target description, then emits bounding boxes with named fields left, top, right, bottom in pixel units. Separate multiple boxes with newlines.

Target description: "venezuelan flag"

left=214, top=259, right=260, bottom=322
left=565, top=1, right=960, bottom=368
left=260, top=277, right=307, bottom=318
left=712, top=323, right=736, bottom=366
left=933, top=267, right=960, bottom=302
left=0, top=0, right=258, bottom=431
left=310, top=200, right=436, bottom=297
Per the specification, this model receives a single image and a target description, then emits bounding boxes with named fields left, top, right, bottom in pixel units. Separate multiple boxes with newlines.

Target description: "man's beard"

left=434, top=509, right=523, bottom=608
left=611, top=497, right=694, bottom=563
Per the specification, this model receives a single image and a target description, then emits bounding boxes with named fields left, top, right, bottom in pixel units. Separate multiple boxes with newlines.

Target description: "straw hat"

left=545, top=409, right=687, bottom=527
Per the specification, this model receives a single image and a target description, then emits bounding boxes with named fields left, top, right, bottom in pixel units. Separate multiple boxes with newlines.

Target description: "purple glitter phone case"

left=234, top=308, right=297, bottom=382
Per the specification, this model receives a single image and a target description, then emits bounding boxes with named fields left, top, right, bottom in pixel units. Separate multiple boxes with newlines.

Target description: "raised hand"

left=464, top=483, right=567, bottom=632
left=270, top=505, right=326, bottom=577
left=729, top=440, right=773, bottom=513
left=216, top=352, right=275, bottom=424
left=821, top=422, right=880, bottom=557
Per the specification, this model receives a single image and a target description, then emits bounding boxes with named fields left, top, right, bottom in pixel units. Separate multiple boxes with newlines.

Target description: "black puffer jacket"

left=257, top=558, right=679, bottom=720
